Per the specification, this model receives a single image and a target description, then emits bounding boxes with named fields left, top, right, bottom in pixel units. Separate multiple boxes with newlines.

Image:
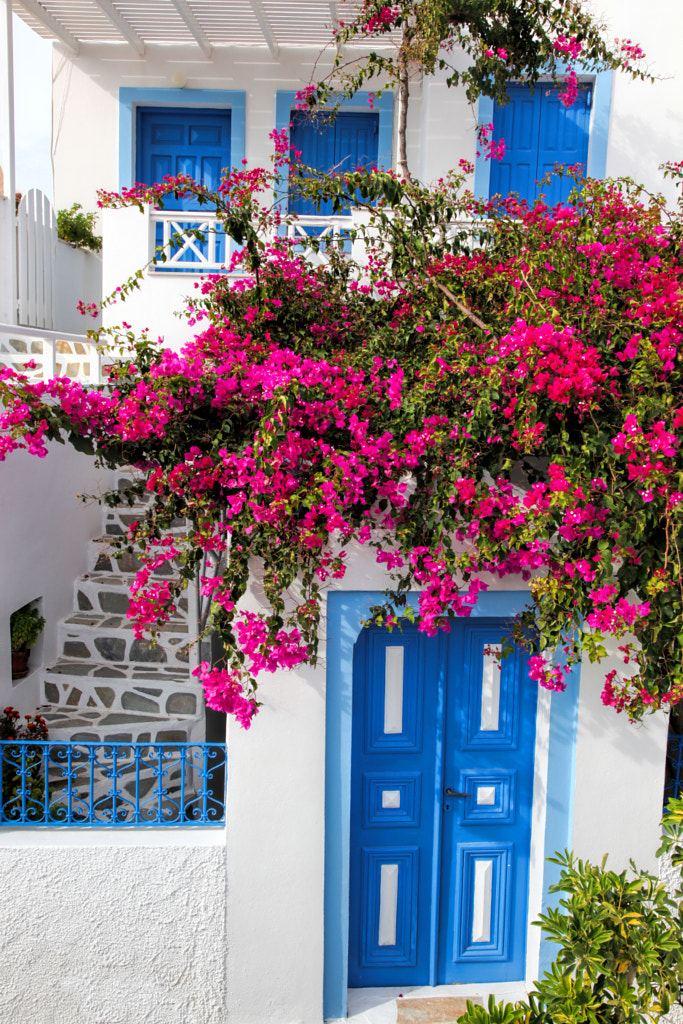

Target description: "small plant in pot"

left=10, top=604, right=45, bottom=680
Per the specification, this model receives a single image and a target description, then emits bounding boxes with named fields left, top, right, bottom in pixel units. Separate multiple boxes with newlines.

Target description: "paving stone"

left=87, top=697, right=97, bottom=707
left=135, top=687, right=163, bottom=696
left=166, top=693, right=197, bottom=715
left=77, top=591, right=94, bottom=610
left=71, top=732, right=100, bottom=742
left=98, top=592, right=130, bottom=614
left=44, top=683, right=59, bottom=704
left=129, top=639, right=166, bottom=663
left=94, top=554, right=114, bottom=572
left=105, top=524, right=125, bottom=535
left=94, top=637, right=127, bottom=661
left=66, top=688, right=82, bottom=707
left=100, top=714, right=166, bottom=725
left=121, top=692, right=159, bottom=714
left=103, top=733, right=132, bottom=743
left=124, top=776, right=156, bottom=798
left=94, top=686, right=115, bottom=707
left=63, top=641, right=91, bottom=659
left=50, top=662, right=91, bottom=675
left=93, top=667, right=126, bottom=678
left=396, top=998, right=482, bottom=1024
left=156, top=730, right=187, bottom=743
left=101, top=616, right=124, bottom=628
left=138, top=733, right=151, bottom=742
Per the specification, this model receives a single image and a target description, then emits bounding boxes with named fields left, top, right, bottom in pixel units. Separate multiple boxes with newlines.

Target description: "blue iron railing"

left=0, top=741, right=226, bottom=826
left=664, top=735, right=683, bottom=807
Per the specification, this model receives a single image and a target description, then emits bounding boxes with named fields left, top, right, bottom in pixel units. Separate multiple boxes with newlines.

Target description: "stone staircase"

left=39, top=477, right=206, bottom=747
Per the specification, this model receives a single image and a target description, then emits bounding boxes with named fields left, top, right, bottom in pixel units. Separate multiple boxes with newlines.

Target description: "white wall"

left=0, top=440, right=113, bottom=710
left=601, top=0, right=683, bottom=199
left=54, top=239, right=102, bottom=333
left=0, top=833, right=227, bottom=1024
left=572, top=651, right=669, bottom=872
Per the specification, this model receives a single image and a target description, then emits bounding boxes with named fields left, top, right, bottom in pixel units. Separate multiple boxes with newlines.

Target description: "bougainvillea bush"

left=2, top=148, right=683, bottom=728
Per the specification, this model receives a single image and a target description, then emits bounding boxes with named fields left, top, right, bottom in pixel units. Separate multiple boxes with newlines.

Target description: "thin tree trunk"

left=396, top=29, right=411, bottom=180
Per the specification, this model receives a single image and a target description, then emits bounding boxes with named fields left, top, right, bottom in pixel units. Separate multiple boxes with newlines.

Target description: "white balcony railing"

left=0, top=323, right=103, bottom=385
left=148, top=210, right=371, bottom=274
left=148, top=210, right=236, bottom=273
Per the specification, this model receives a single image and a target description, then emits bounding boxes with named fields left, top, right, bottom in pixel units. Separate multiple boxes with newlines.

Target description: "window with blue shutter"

left=489, top=84, right=591, bottom=206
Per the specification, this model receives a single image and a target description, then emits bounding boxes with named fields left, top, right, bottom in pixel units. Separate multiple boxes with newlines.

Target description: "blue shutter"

left=537, top=87, right=591, bottom=206
left=489, top=86, right=542, bottom=204
left=289, top=110, right=379, bottom=217
left=489, top=84, right=590, bottom=206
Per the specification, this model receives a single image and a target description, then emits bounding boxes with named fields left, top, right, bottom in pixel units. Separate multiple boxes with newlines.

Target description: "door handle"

left=444, top=788, right=470, bottom=798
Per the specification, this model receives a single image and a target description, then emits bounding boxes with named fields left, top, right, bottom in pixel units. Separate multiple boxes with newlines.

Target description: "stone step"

left=87, top=537, right=182, bottom=578
left=40, top=707, right=203, bottom=745
left=42, top=659, right=201, bottom=718
left=74, top=571, right=190, bottom=622
left=58, top=611, right=190, bottom=667
left=101, top=505, right=188, bottom=538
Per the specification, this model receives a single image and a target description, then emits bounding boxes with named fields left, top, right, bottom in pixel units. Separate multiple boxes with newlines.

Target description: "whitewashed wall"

left=54, top=239, right=102, bottom=333
left=0, top=440, right=113, bottom=710
left=0, top=832, right=226, bottom=1024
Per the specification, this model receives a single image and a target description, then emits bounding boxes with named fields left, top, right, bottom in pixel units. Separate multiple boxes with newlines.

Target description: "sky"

left=11, top=12, right=53, bottom=200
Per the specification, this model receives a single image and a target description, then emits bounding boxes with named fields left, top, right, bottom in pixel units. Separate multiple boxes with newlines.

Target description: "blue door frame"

left=324, top=591, right=581, bottom=1019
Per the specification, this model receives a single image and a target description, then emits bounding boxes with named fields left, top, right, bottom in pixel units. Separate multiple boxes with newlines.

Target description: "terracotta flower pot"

left=11, top=649, right=30, bottom=680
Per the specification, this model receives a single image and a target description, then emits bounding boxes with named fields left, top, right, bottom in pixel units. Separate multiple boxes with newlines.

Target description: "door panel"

left=349, top=628, right=442, bottom=987
left=489, top=84, right=590, bottom=206
left=438, top=623, right=537, bottom=983
left=289, top=110, right=380, bottom=220
left=349, top=620, right=537, bottom=988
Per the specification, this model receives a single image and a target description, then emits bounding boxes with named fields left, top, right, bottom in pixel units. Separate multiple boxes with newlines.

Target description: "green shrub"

left=458, top=831, right=683, bottom=1024
left=56, top=203, right=102, bottom=252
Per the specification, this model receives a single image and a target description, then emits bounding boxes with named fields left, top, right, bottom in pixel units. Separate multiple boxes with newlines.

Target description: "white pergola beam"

left=13, top=0, right=79, bottom=53
left=168, top=0, right=211, bottom=58
left=90, top=0, right=145, bottom=55
left=248, top=0, right=278, bottom=57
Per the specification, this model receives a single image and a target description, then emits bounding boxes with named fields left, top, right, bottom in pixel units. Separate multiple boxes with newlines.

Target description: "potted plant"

left=0, top=707, right=49, bottom=822
left=10, top=604, right=45, bottom=680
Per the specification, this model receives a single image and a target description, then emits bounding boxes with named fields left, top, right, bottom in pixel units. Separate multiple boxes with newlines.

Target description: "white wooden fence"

left=17, top=188, right=57, bottom=330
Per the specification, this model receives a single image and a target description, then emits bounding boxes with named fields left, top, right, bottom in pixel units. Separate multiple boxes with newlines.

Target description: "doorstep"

left=343, top=984, right=528, bottom=1024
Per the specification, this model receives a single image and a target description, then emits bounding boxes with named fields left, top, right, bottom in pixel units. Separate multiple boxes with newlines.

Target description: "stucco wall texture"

left=0, top=843, right=227, bottom=1024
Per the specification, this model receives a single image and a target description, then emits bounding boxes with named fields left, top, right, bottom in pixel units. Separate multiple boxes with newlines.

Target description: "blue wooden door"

left=136, top=106, right=231, bottom=265
left=489, top=84, right=590, bottom=206
left=289, top=110, right=379, bottom=217
left=348, top=620, right=537, bottom=987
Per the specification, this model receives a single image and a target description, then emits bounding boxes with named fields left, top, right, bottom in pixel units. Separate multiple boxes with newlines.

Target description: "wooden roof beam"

left=168, top=0, right=212, bottom=58
left=90, top=0, right=145, bottom=55
left=13, top=0, right=79, bottom=53
left=248, top=0, right=278, bottom=57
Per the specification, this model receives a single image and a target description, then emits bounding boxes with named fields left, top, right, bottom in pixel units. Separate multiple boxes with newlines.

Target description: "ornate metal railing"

left=0, top=741, right=226, bottom=826
left=665, top=735, right=683, bottom=807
